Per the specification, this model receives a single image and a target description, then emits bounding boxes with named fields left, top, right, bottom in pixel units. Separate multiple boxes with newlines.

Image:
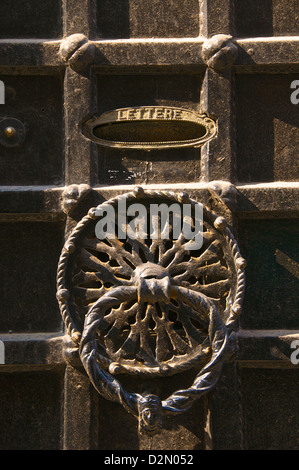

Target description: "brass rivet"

left=4, top=126, right=16, bottom=138
left=109, top=362, right=121, bottom=374
left=232, top=304, right=242, bottom=316
left=71, top=331, right=81, bottom=344
left=88, top=207, right=97, bottom=219
left=133, top=186, right=145, bottom=198
left=65, top=242, right=76, bottom=253
left=203, top=346, right=212, bottom=355
left=56, top=288, right=69, bottom=302
left=214, top=216, right=227, bottom=230
left=236, top=257, right=247, bottom=270
left=178, top=191, right=190, bottom=204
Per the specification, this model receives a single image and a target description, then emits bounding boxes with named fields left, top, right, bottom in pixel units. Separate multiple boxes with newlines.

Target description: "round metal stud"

left=133, top=186, right=145, bottom=198
left=214, top=216, right=227, bottom=230
left=71, top=331, right=81, bottom=344
left=88, top=207, right=97, bottom=219
left=56, top=288, right=70, bottom=302
left=178, top=191, right=190, bottom=204
left=236, top=257, right=247, bottom=270
left=232, top=304, right=242, bottom=316
left=0, top=118, right=26, bottom=148
left=64, top=242, right=76, bottom=254
left=109, top=362, right=122, bottom=375
left=4, top=127, right=16, bottom=138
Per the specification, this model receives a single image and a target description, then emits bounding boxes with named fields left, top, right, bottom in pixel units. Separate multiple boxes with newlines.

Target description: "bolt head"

left=109, top=362, right=121, bottom=374
left=236, top=257, right=247, bottom=270
left=71, top=331, right=81, bottom=344
left=178, top=191, right=190, bottom=204
left=133, top=186, right=145, bottom=198
left=56, top=288, right=69, bottom=302
left=203, top=346, right=212, bottom=355
left=59, top=34, right=88, bottom=63
left=65, top=242, right=76, bottom=253
left=88, top=207, right=97, bottom=219
left=4, top=126, right=16, bottom=138
left=214, top=216, right=227, bottom=230
left=232, top=304, right=242, bottom=316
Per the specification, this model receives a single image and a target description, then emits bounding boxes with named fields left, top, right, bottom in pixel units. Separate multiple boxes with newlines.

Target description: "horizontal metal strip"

left=0, top=183, right=298, bottom=217
left=0, top=37, right=298, bottom=68
left=0, top=40, right=61, bottom=68
left=0, top=330, right=298, bottom=368
left=0, top=186, right=64, bottom=218
left=236, top=329, right=299, bottom=366
left=234, top=182, right=299, bottom=217
left=236, top=37, right=299, bottom=68
left=93, top=183, right=299, bottom=216
left=0, top=332, right=64, bottom=368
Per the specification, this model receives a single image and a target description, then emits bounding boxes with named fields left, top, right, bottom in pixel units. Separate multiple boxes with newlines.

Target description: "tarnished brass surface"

left=57, top=188, right=246, bottom=434
left=82, top=106, right=217, bottom=149
left=0, top=117, right=26, bottom=148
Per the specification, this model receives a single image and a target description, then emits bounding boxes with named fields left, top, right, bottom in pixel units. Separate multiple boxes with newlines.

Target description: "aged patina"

left=0, top=0, right=298, bottom=451
left=57, top=188, right=246, bottom=434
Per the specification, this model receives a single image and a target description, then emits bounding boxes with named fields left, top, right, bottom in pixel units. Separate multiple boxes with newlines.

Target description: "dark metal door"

left=0, top=0, right=298, bottom=451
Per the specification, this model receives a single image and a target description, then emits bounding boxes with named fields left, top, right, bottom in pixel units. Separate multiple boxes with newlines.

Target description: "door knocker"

left=56, top=187, right=246, bottom=434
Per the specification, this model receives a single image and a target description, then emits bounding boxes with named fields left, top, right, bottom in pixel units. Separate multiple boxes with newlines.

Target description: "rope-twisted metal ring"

left=79, top=284, right=228, bottom=433
left=56, top=187, right=246, bottom=434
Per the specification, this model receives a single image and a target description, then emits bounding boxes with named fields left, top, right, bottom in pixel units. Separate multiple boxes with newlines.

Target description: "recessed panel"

left=241, top=369, right=299, bottom=450
left=0, top=75, right=64, bottom=185
left=0, top=371, right=62, bottom=450
left=97, top=0, right=200, bottom=39
left=235, top=0, right=299, bottom=37
left=238, top=219, right=299, bottom=329
left=96, top=74, right=203, bottom=185
left=236, top=74, right=299, bottom=183
left=0, top=0, right=62, bottom=39
left=0, top=221, right=64, bottom=333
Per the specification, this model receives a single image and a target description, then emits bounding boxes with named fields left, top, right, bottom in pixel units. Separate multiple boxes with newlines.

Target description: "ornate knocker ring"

left=57, top=188, right=246, bottom=434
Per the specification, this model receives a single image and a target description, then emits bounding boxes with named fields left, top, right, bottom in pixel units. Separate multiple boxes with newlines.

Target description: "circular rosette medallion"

left=57, top=188, right=245, bottom=378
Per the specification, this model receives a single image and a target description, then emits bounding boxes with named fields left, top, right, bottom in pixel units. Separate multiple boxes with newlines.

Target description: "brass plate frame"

left=81, top=106, right=217, bottom=149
